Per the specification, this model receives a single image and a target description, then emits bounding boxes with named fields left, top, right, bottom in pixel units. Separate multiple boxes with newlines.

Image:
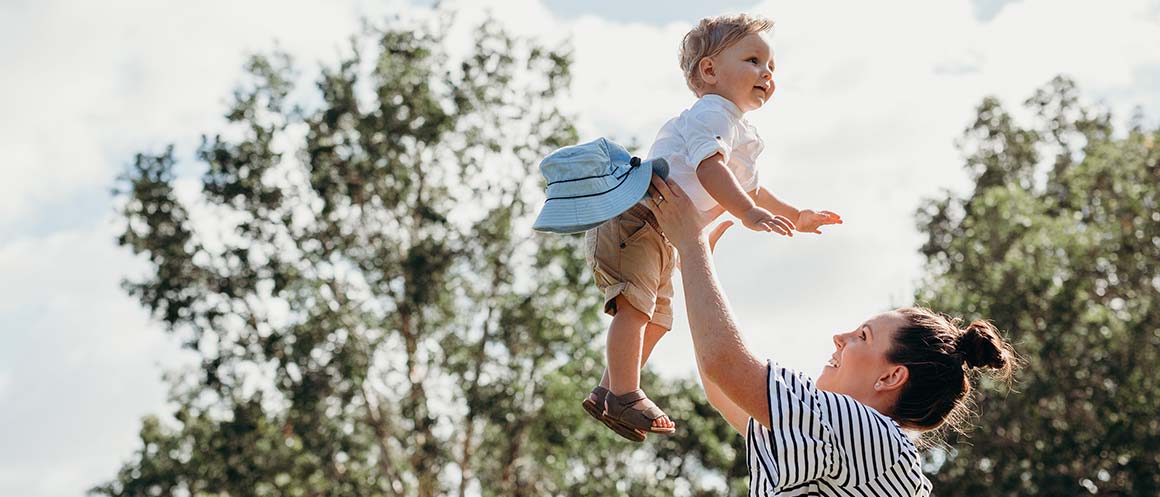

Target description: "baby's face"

left=702, top=32, right=775, bottom=113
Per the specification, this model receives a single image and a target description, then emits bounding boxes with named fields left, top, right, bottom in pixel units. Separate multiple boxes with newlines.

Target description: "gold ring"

left=657, top=194, right=665, bottom=203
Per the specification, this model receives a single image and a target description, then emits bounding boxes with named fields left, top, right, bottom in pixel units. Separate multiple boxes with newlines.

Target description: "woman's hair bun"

left=955, top=320, right=1008, bottom=370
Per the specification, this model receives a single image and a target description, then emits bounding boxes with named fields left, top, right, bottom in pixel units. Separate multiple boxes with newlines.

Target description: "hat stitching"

left=547, top=171, right=615, bottom=187
left=544, top=168, right=635, bottom=202
left=545, top=156, right=642, bottom=187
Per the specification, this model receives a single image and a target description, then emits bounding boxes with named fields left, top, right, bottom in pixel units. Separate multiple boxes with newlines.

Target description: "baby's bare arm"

left=699, top=156, right=794, bottom=235
left=752, top=186, right=844, bottom=234
left=697, top=153, right=755, bottom=218
left=751, top=186, right=800, bottom=221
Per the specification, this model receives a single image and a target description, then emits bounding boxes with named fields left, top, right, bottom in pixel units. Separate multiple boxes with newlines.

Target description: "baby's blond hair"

left=679, top=14, right=774, bottom=96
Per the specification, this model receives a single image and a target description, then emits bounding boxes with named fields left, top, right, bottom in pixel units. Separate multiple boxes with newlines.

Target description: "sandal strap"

left=636, top=403, right=666, bottom=420
left=609, top=389, right=646, bottom=404
left=606, top=389, right=667, bottom=421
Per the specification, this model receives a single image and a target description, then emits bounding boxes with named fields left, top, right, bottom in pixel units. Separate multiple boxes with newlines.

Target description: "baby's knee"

left=644, top=322, right=671, bottom=339
left=610, top=294, right=650, bottom=325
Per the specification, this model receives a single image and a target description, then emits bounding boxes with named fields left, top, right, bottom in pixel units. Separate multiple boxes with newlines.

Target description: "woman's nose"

left=832, top=333, right=844, bottom=349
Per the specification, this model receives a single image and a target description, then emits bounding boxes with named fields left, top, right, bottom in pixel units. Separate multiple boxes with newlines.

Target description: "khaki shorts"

left=584, top=203, right=677, bottom=330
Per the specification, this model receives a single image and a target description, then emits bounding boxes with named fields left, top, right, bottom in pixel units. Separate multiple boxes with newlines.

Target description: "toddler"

left=580, top=13, right=843, bottom=442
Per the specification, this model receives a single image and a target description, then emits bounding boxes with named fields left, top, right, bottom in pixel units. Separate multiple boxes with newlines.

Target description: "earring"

left=875, top=381, right=882, bottom=388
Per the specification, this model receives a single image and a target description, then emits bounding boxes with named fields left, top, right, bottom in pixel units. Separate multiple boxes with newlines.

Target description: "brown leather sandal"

left=603, top=389, right=676, bottom=435
left=582, top=385, right=646, bottom=442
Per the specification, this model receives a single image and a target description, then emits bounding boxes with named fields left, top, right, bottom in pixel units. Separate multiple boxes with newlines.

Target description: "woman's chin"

left=816, top=369, right=834, bottom=390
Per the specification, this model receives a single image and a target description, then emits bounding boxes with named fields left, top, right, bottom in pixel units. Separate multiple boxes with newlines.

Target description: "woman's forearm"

left=695, top=348, right=750, bottom=434
left=676, top=238, right=772, bottom=427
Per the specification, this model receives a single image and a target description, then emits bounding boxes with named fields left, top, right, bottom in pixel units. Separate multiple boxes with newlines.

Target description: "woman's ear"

left=875, top=365, right=909, bottom=392
left=698, top=57, right=717, bottom=86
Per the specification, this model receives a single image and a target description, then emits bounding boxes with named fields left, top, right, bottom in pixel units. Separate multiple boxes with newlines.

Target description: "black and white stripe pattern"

left=746, top=361, right=933, bottom=497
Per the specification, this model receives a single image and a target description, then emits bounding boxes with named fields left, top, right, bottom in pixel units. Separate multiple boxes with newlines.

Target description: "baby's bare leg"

left=598, top=321, right=669, bottom=389
left=606, top=294, right=649, bottom=396
left=603, top=311, right=674, bottom=430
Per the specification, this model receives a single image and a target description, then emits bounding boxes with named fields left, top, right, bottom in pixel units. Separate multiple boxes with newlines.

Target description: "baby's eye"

left=747, top=57, right=759, bottom=64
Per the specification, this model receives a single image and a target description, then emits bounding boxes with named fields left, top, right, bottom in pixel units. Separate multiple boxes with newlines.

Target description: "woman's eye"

left=859, top=332, right=867, bottom=340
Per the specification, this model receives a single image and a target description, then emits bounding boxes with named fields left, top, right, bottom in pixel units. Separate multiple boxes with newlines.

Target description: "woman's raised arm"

left=645, top=175, right=773, bottom=428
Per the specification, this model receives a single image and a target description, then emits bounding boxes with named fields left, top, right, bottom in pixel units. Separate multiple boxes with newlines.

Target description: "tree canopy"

left=916, top=76, right=1160, bottom=496
left=100, top=14, right=743, bottom=497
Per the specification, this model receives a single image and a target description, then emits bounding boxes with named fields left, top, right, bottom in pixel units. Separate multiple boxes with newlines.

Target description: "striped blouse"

left=745, top=361, right=933, bottom=497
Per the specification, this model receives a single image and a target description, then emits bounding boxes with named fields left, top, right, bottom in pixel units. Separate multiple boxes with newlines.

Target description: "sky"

left=1, top=0, right=1158, bottom=495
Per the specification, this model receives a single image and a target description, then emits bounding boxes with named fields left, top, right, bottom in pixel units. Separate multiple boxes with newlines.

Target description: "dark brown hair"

left=888, top=307, right=1017, bottom=436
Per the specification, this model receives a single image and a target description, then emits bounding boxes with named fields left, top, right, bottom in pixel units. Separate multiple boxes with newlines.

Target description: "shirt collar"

left=699, top=93, right=744, bottom=119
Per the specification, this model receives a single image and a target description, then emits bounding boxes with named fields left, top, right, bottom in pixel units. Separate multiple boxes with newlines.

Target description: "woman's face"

left=816, top=311, right=908, bottom=403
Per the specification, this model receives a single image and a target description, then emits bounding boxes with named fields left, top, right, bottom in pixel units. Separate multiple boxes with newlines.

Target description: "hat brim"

left=532, top=158, right=662, bottom=234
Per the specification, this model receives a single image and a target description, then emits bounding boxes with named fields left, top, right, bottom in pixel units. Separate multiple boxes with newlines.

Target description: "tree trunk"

left=401, top=309, right=437, bottom=497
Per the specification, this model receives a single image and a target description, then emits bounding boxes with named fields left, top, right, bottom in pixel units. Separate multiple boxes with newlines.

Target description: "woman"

left=644, top=176, right=1016, bottom=496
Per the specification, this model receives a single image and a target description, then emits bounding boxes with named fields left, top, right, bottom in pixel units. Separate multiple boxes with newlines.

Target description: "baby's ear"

left=699, top=57, right=717, bottom=84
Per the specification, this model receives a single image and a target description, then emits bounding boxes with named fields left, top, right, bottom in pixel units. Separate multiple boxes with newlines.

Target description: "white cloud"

left=0, top=0, right=407, bottom=236
left=0, top=219, right=192, bottom=497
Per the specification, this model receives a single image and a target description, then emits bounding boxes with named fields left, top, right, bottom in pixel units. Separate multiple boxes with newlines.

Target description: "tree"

left=97, top=13, right=744, bottom=497
left=916, top=76, right=1160, bottom=496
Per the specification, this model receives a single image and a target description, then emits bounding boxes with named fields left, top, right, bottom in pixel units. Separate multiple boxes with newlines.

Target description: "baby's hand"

left=742, top=207, right=795, bottom=237
left=795, top=210, right=843, bottom=234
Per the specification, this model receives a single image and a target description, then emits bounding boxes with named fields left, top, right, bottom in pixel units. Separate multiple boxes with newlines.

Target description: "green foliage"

left=100, top=13, right=741, bottom=497
left=917, top=76, right=1160, bottom=496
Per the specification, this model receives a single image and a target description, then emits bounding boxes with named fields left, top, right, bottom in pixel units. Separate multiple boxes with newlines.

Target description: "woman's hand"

left=645, top=175, right=723, bottom=251
left=708, top=221, right=734, bottom=254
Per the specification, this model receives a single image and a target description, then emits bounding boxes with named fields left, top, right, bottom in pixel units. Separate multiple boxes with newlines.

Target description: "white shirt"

left=646, top=94, right=764, bottom=212
left=746, top=361, right=933, bottom=497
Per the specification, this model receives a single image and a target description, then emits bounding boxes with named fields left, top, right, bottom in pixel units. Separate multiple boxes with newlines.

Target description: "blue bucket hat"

left=532, top=137, right=668, bottom=234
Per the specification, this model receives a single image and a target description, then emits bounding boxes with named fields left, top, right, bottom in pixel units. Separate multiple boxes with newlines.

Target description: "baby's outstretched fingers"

left=775, top=216, right=795, bottom=236
left=764, top=219, right=790, bottom=236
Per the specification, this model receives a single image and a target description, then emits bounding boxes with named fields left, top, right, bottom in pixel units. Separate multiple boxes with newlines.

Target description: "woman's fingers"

left=663, top=177, right=687, bottom=199
left=707, top=221, right=734, bottom=253
left=644, top=193, right=665, bottom=217
left=705, top=204, right=727, bottom=220
left=650, top=175, right=677, bottom=201
left=649, top=186, right=665, bottom=208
